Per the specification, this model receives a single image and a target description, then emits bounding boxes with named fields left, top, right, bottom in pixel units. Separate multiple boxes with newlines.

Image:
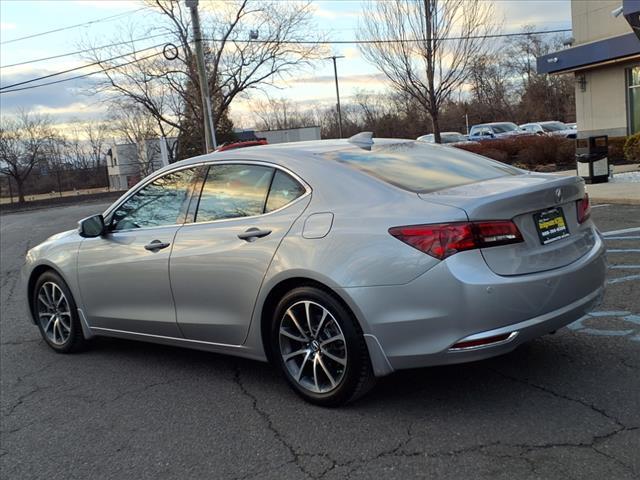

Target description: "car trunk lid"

left=419, top=173, right=596, bottom=275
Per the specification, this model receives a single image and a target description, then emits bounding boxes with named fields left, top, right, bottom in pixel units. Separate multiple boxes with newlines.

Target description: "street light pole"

left=327, top=55, right=345, bottom=138
left=185, top=0, right=217, bottom=152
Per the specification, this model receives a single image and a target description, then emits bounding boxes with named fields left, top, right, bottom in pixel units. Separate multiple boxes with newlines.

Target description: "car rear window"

left=542, top=122, right=568, bottom=132
left=491, top=123, right=518, bottom=133
left=323, top=141, right=520, bottom=193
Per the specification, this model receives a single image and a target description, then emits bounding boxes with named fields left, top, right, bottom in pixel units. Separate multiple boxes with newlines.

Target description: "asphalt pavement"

left=1, top=201, right=638, bottom=480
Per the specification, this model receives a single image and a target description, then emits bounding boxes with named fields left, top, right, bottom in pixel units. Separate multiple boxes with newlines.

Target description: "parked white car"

left=520, top=121, right=577, bottom=139
left=417, top=132, right=477, bottom=145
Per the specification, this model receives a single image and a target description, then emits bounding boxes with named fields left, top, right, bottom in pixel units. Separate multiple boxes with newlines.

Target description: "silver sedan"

left=22, top=135, right=606, bottom=405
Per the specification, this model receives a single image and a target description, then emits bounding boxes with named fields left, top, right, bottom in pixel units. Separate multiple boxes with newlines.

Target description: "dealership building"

left=538, top=0, right=640, bottom=137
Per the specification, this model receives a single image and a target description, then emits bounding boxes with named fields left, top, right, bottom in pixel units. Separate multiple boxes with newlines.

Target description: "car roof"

left=472, top=122, right=516, bottom=127
left=159, top=138, right=414, bottom=173
left=419, top=132, right=463, bottom=136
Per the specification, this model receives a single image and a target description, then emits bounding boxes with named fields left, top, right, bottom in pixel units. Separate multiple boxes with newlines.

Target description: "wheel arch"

left=258, top=276, right=368, bottom=363
left=27, top=263, right=66, bottom=323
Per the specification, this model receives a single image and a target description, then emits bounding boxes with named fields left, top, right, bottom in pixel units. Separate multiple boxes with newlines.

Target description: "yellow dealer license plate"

left=534, top=207, right=570, bottom=245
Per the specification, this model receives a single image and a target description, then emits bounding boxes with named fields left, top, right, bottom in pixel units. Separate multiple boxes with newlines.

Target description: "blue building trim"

left=537, top=32, right=640, bottom=74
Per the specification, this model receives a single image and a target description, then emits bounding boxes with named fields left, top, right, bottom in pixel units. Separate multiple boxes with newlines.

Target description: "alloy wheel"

left=37, top=281, right=72, bottom=345
left=278, top=300, right=348, bottom=394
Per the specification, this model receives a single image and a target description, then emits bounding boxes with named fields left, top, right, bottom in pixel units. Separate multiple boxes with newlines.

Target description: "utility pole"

left=326, top=55, right=345, bottom=138
left=185, top=0, right=217, bottom=152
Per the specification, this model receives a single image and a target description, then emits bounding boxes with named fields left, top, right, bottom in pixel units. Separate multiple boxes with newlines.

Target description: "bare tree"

left=504, top=28, right=575, bottom=123
left=0, top=111, right=54, bottom=203
left=83, top=122, right=109, bottom=168
left=358, top=0, right=497, bottom=142
left=83, top=0, right=324, bottom=156
left=252, top=97, right=318, bottom=131
left=107, top=102, right=164, bottom=177
left=64, top=121, right=109, bottom=169
left=468, top=54, right=515, bottom=122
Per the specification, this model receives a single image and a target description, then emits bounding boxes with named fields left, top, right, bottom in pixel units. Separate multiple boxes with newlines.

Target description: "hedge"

left=623, top=133, right=640, bottom=162
left=455, top=136, right=575, bottom=170
left=455, top=135, right=633, bottom=169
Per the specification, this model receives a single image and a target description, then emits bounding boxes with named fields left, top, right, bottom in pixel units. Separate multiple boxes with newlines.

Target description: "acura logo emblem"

left=555, top=188, right=563, bottom=204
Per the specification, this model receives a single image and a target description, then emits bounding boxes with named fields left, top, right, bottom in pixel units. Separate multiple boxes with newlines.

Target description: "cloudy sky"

left=0, top=0, right=572, bottom=130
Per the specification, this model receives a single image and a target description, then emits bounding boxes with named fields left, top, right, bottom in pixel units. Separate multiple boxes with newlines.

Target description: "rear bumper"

left=344, top=229, right=606, bottom=374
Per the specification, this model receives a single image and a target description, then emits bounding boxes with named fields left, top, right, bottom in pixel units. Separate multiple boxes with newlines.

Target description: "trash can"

left=576, top=135, right=609, bottom=184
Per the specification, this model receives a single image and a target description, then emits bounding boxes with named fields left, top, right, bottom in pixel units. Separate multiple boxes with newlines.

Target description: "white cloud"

left=72, top=0, right=143, bottom=9
left=343, top=46, right=360, bottom=60
left=312, top=2, right=360, bottom=19
left=287, top=73, right=387, bottom=87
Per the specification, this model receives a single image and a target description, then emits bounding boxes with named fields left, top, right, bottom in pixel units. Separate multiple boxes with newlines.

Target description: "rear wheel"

left=271, top=286, right=375, bottom=406
left=32, top=271, right=88, bottom=353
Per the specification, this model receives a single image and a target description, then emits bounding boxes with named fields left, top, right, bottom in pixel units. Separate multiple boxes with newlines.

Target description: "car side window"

left=110, top=168, right=197, bottom=231
left=265, top=170, right=306, bottom=213
left=195, top=164, right=273, bottom=222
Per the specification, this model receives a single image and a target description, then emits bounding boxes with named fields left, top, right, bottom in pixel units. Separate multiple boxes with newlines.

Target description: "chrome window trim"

left=101, top=159, right=312, bottom=233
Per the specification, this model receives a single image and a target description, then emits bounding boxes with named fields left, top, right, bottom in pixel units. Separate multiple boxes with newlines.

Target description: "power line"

left=0, top=31, right=176, bottom=69
left=0, top=7, right=148, bottom=45
left=0, top=42, right=168, bottom=91
left=0, top=27, right=571, bottom=95
left=204, top=28, right=571, bottom=45
left=1, top=26, right=573, bottom=67
left=0, top=50, right=166, bottom=94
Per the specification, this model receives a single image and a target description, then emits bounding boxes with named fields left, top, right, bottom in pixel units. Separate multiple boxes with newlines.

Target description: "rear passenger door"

left=170, top=162, right=311, bottom=345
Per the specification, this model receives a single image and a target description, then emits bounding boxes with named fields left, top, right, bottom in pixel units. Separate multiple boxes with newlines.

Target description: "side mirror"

left=78, top=214, right=105, bottom=238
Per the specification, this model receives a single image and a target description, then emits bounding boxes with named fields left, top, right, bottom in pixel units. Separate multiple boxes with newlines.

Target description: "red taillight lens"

left=389, top=221, right=523, bottom=260
left=576, top=193, right=590, bottom=223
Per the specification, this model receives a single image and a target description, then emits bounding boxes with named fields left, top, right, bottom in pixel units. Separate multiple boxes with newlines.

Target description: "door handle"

left=144, top=240, right=171, bottom=251
left=237, top=228, right=272, bottom=242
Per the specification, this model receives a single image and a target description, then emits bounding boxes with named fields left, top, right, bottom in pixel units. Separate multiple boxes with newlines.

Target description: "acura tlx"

left=22, top=133, right=605, bottom=405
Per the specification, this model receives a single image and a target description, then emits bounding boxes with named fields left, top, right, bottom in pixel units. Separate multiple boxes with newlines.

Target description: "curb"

left=591, top=197, right=640, bottom=205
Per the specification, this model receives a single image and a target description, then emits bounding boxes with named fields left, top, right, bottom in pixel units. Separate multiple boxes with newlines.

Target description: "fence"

left=0, top=166, right=112, bottom=204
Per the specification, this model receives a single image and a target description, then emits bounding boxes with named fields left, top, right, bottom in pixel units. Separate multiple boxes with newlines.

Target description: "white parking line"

left=607, top=249, right=640, bottom=253
left=604, top=236, right=640, bottom=240
left=602, top=227, right=640, bottom=237
left=591, top=204, right=611, bottom=209
left=607, top=274, right=640, bottom=285
left=609, top=265, right=640, bottom=269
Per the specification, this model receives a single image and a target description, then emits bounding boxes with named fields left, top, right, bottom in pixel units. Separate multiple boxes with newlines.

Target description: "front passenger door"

left=77, top=167, right=201, bottom=336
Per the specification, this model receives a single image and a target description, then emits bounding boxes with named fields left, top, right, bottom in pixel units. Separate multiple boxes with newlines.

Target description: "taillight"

left=389, top=220, right=523, bottom=260
left=576, top=193, right=590, bottom=223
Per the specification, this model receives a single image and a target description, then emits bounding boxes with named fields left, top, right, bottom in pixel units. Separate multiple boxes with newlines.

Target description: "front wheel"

left=271, top=286, right=375, bottom=406
left=32, top=271, right=88, bottom=353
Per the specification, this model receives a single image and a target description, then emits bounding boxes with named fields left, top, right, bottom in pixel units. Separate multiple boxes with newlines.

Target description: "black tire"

left=271, top=286, right=376, bottom=406
left=32, top=270, right=88, bottom=353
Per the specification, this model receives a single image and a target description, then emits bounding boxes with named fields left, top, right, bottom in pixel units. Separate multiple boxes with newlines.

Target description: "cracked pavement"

left=1, top=202, right=639, bottom=479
